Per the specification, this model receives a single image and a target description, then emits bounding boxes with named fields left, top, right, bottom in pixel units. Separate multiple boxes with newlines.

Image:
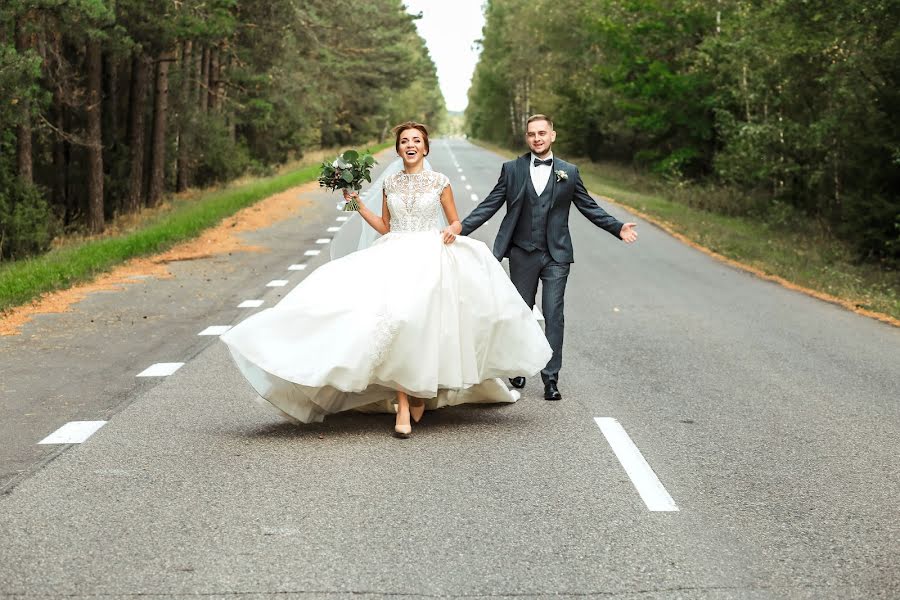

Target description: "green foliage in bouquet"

left=318, top=150, right=377, bottom=211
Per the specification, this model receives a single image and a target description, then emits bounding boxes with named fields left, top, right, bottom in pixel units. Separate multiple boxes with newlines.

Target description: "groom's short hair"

left=526, top=114, right=554, bottom=129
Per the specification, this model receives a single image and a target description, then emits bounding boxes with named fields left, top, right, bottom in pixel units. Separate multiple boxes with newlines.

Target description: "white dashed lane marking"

left=137, top=363, right=184, bottom=377
left=266, top=280, right=288, bottom=287
left=327, top=227, right=341, bottom=232
left=238, top=300, right=264, bottom=308
left=39, top=421, right=107, bottom=445
left=315, top=238, right=331, bottom=244
left=288, top=264, right=307, bottom=271
left=594, top=417, right=679, bottom=512
left=336, top=216, right=349, bottom=222
left=304, top=250, right=321, bottom=256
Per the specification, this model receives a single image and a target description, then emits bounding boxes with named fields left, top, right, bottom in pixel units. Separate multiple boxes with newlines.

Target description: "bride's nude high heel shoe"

left=394, top=409, right=412, bottom=439
left=409, top=398, right=425, bottom=424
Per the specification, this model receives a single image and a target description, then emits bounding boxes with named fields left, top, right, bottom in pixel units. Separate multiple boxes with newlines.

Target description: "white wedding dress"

left=221, top=170, right=552, bottom=423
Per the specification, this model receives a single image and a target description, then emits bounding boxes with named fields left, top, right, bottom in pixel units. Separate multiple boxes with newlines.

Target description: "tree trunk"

left=777, top=84, right=785, bottom=194
left=215, top=42, right=227, bottom=112
left=15, top=107, right=33, bottom=185
left=86, top=38, right=105, bottom=233
left=522, top=75, right=531, bottom=131
left=208, top=46, right=219, bottom=112
left=105, top=53, right=120, bottom=144
left=148, top=50, right=174, bottom=207
left=103, top=52, right=121, bottom=215
left=176, top=40, right=193, bottom=191
left=52, top=90, right=67, bottom=215
left=741, top=63, right=751, bottom=122
left=199, top=46, right=209, bottom=112
left=193, top=44, right=203, bottom=108
left=716, top=0, right=722, bottom=35
left=221, top=47, right=234, bottom=141
left=127, top=53, right=150, bottom=213
left=833, top=139, right=841, bottom=212
left=15, top=18, right=33, bottom=185
left=62, top=100, right=77, bottom=225
left=121, top=52, right=132, bottom=138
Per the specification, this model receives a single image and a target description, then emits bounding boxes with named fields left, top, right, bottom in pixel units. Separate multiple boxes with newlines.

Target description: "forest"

left=0, top=0, right=444, bottom=260
left=466, top=0, right=899, bottom=267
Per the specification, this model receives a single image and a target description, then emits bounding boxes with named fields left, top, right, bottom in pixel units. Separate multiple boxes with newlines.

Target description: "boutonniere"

left=555, top=169, right=568, bottom=182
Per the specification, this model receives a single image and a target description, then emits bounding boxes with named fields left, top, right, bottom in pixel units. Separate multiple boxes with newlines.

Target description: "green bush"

left=841, top=191, right=900, bottom=267
left=0, top=175, right=57, bottom=261
left=192, top=115, right=253, bottom=187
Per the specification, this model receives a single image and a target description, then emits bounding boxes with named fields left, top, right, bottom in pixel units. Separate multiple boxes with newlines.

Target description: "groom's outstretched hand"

left=620, top=223, right=638, bottom=244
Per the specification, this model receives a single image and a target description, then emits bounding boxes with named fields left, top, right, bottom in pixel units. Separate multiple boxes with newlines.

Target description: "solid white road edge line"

left=39, top=421, right=107, bottom=444
left=594, top=417, right=679, bottom=512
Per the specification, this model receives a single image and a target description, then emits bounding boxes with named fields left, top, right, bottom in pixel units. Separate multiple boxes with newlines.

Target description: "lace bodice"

left=383, top=171, right=449, bottom=233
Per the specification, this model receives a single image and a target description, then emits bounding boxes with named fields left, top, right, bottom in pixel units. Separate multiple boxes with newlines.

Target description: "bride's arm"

left=345, top=189, right=390, bottom=235
left=439, top=185, right=462, bottom=244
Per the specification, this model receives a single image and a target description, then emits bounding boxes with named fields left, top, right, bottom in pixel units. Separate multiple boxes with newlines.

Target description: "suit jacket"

left=460, top=153, right=624, bottom=263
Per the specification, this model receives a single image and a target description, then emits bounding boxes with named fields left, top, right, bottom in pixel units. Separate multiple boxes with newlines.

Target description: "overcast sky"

left=404, top=0, right=485, bottom=113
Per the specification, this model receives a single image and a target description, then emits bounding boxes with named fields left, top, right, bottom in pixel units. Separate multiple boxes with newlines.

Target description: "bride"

left=221, top=121, right=552, bottom=438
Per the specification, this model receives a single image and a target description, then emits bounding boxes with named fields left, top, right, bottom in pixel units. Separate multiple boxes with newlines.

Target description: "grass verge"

left=0, top=143, right=392, bottom=313
left=473, top=140, right=899, bottom=324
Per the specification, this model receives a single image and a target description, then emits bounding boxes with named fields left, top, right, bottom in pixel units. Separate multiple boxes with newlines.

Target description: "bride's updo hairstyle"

left=393, top=121, right=430, bottom=156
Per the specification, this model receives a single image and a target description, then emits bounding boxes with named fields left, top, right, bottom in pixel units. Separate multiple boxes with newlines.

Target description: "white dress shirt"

left=530, top=152, right=554, bottom=196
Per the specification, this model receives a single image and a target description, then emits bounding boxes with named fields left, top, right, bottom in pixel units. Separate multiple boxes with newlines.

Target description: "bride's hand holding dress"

left=438, top=186, right=463, bottom=245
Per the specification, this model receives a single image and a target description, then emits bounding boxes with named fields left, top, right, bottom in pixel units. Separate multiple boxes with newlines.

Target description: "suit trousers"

left=508, top=246, right=569, bottom=384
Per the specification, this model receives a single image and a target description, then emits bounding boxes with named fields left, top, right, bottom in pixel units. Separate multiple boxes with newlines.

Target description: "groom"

left=461, top=114, right=638, bottom=400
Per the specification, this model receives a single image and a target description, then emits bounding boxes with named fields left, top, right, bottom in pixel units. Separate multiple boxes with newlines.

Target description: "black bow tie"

left=533, top=157, right=552, bottom=167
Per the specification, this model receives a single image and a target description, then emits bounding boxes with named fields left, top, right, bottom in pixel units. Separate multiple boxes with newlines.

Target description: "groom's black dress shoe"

left=544, top=382, right=562, bottom=401
left=509, top=376, right=526, bottom=389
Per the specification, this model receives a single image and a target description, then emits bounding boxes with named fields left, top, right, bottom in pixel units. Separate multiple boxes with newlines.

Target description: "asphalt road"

left=1, top=139, right=898, bottom=599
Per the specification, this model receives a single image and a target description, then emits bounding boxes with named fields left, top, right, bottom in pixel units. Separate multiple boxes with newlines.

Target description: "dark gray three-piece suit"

left=461, top=152, right=624, bottom=385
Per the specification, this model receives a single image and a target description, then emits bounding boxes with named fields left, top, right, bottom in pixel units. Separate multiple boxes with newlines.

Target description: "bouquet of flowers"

left=318, top=150, right=377, bottom=211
